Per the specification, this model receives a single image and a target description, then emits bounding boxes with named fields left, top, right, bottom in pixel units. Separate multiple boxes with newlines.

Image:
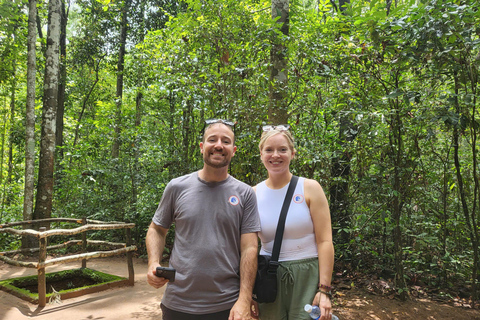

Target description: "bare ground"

left=1, top=257, right=479, bottom=320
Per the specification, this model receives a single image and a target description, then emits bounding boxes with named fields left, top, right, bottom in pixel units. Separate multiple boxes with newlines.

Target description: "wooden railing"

left=0, top=218, right=137, bottom=307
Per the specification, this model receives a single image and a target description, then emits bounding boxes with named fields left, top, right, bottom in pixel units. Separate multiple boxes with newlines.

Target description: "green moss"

left=0, top=268, right=126, bottom=299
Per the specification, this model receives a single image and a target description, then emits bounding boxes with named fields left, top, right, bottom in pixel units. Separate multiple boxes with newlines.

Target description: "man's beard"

left=203, top=154, right=231, bottom=169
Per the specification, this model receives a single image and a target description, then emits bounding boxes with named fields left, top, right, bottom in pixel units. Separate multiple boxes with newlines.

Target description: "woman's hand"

left=312, top=291, right=332, bottom=320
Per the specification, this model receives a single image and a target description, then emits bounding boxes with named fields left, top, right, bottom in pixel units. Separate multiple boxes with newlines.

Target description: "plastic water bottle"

left=304, top=304, right=339, bottom=320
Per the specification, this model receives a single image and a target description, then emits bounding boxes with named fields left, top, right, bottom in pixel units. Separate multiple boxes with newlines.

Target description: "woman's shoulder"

left=301, top=177, right=321, bottom=188
left=300, top=178, right=328, bottom=209
left=302, top=177, right=326, bottom=198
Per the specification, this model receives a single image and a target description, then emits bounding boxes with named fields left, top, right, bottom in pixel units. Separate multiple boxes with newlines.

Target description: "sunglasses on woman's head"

left=205, top=119, right=235, bottom=127
left=262, top=124, right=290, bottom=132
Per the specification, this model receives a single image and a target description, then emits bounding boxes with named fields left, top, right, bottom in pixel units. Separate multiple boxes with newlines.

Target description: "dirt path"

left=0, top=257, right=163, bottom=320
left=1, top=257, right=479, bottom=320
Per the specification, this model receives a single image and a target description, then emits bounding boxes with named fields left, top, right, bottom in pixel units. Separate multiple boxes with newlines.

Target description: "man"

left=146, top=119, right=260, bottom=320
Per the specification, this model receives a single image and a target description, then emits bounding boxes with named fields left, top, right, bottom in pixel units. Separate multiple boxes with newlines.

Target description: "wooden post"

left=38, top=227, right=47, bottom=307
left=125, top=228, right=134, bottom=285
left=81, top=217, right=87, bottom=268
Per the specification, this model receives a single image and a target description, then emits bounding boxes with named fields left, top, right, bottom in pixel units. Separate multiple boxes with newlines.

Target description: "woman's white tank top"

left=257, top=177, right=318, bottom=262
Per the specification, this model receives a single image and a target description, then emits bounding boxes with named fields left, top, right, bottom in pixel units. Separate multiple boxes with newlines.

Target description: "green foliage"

left=1, top=0, right=480, bottom=298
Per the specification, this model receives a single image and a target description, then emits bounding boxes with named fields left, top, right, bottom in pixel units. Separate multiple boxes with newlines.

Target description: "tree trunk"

left=429, top=141, right=452, bottom=286
left=0, top=112, right=6, bottom=216
left=269, top=0, right=289, bottom=124
left=452, top=70, right=479, bottom=304
left=182, top=101, right=193, bottom=173
left=386, top=0, right=392, bottom=15
left=112, top=0, right=130, bottom=158
left=468, top=63, right=479, bottom=306
left=331, top=0, right=350, bottom=13
left=56, top=0, right=68, bottom=160
left=1, top=59, right=16, bottom=210
left=22, top=0, right=37, bottom=248
left=33, top=0, right=61, bottom=227
left=453, top=105, right=478, bottom=303
left=466, top=68, right=479, bottom=303
left=339, top=0, right=350, bottom=11
left=72, top=58, right=101, bottom=151
left=329, top=116, right=355, bottom=245
left=389, top=100, right=407, bottom=301
left=329, top=0, right=354, bottom=245
left=6, top=60, right=16, bottom=189
left=131, top=0, right=145, bottom=244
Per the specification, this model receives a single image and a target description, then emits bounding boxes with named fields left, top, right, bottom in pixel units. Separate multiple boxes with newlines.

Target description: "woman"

left=254, top=125, right=335, bottom=320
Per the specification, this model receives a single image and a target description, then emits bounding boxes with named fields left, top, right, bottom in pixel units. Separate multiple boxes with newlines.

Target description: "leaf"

left=386, top=90, right=404, bottom=99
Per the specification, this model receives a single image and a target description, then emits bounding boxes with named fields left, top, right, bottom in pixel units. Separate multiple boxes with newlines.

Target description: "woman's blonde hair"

left=258, top=129, right=296, bottom=154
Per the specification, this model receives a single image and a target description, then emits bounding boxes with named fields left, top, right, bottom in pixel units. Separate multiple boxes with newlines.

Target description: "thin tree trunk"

left=453, top=102, right=477, bottom=303
left=182, top=102, right=193, bottom=172
left=33, top=0, right=61, bottom=228
left=468, top=72, right=479, bottom=304
left=339, top=0, right=350, bottom=11
left=452, top=71, right=478, bottom=303
left=22, top=0, right=37, bottom=247
left=329, top=0, right=353, bottom=246
left=36, top=11, right=44, bottom=39
left=131, top=0, right=145, bottom=244
left=72, top=59, right=101, bottom=151
left=386, top=0, right=392, bottom=15
left=330, top=1, right=350, bottom=14
left=330, top=116, right=355, bottom=245
left=56, top=0, right=68, bottom=160
left=429, top=141, right=452, bottom=286
left=389, top=97, right=407, bottom=301
left=0, top=110, right=6, bottom=218
left=269, top=0, right=289, bottom=124
left=6, top=61, right=16, bottom=189
left=112, top=0, right=130, bottom=158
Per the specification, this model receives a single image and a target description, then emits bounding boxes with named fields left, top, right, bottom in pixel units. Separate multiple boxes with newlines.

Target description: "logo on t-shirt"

left=293, top=194, right=304, bottom=204
left=228, top=195, right=240, bottom=206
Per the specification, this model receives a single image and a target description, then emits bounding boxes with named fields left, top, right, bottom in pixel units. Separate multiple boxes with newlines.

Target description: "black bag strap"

left=269, top=175, right=299, bottom=270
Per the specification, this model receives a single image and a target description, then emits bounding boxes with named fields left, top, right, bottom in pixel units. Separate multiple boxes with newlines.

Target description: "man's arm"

left=146, top=221, right=170, bottom=289
left=229, top=232, right=258, bottom=320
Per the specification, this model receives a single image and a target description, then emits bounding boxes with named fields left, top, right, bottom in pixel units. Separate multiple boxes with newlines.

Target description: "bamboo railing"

left=0, top=218, right=137, bottom=307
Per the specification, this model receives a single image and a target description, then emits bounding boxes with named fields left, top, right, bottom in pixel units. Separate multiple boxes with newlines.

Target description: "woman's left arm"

left=305, top=178, right=335, bottom=320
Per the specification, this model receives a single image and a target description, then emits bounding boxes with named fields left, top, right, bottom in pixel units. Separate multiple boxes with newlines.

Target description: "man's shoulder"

left=166, top=172, right=198, bottom=192
left=170, top=172, right=197, bottom=184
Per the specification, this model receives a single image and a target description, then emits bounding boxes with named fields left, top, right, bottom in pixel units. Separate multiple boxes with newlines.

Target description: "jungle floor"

left=1, top=256, right=479, bottom=320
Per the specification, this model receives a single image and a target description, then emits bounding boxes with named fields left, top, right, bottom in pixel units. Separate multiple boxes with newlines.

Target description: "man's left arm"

left=229, top=232, right=258, bottom=320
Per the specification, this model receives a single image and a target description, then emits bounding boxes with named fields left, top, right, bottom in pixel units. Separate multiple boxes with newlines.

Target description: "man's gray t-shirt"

left=152, top=172, right=260, bottom=314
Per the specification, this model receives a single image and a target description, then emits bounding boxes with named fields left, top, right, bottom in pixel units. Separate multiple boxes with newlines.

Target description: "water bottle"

left=304, top=304, right=339, bottom=320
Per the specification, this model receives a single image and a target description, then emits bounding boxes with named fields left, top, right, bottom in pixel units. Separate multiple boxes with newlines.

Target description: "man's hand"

left=228, top=298, right=252, bottom=320
left=146, top=264, right=169, bottom=289
left=145, top=222, right=169, bottom=289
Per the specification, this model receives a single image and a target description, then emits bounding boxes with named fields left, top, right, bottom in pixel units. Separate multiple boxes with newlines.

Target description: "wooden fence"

left=0, top=218, right=136, bottom=307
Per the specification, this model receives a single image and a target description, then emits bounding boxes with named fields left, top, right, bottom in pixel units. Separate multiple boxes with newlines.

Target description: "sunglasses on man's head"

left=205, top=119, right=235, bottom=127
left=262, top=124, right=290, bottom=132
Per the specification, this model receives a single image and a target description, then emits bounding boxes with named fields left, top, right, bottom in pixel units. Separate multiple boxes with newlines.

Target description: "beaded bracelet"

left=318, top=283, right=333, bottom=292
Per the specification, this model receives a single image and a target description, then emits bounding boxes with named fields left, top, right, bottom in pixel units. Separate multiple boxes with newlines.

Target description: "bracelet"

left=318, top=283, right=333, bottom=292
left=317, top=289, right=332, bottom=298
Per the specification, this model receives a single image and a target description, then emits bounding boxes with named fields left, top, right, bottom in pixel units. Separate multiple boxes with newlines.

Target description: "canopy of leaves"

left=1, top=0, right=480, bottom=298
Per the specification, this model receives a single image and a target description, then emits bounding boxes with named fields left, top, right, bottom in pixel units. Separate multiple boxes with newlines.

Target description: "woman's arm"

left=305, top=178, right=335, bottom=320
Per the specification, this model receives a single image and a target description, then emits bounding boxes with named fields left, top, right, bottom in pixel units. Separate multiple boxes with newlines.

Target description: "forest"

left=0, top=0, right=479, bottom=303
